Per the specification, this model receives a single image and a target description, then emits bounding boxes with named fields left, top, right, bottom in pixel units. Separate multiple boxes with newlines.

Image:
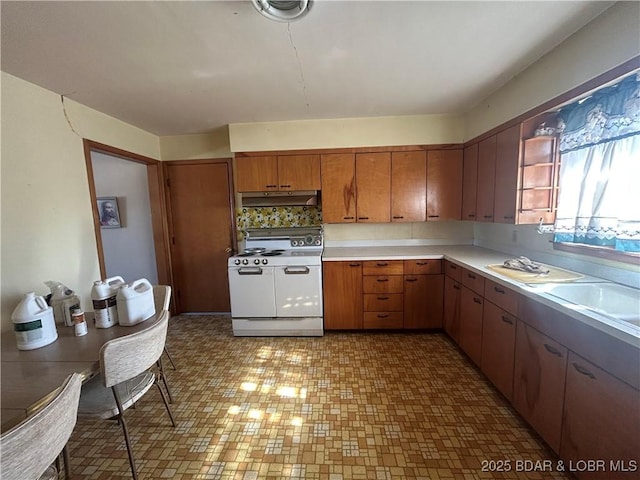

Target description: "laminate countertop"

left=322, top=244, right=640, bottom=348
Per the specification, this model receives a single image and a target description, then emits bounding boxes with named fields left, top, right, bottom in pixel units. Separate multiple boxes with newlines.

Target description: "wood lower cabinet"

left=362, top=260, right=403, bottom=329
left=391, top=151, right=426, bottom=222
left=513, top=321, right=568, bottom=454
left=427, top=149, right=463, bottom=221
left=480, top=300, right=516, bottom=401
left=321, top=153, right=356, bottom=223
left=404, top=259, right=443, bottom=329
left=323, top=261, right=363, bottom=329
left=356, top=153, right=391, bottom=223
left=458, top=286, right=484, bottom=366
left=560, top=352, right=640, bottom=480
left=443, top=275, right=462, bottom=342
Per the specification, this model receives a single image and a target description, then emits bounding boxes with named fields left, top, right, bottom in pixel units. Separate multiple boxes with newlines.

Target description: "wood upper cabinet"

left=518, top=136, right=558, bottom=224
left=356, top=152, right=391, bottom=223
left=427, top=149, right=463, bottom=221
left=323, top=261, right=363, bottom=330
left=391, top=151, right=426, bottom=222
left=513, top=321, right=567, bottom=454
left=321, top=153, right=356, bottom=223
left=481, top=300, right=517, bottom=401
left=476, top=136, right=497, bottom=222
left=560, top=352, right=640, bottom=479
left=494, top=124, right=522, bottom=223
left=462, top=143, right=478, bottom=221
left=236, top=154, right=320, bottom=192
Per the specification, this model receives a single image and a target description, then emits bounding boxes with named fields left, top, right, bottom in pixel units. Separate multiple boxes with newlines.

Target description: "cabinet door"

left=391, top=151, right=426, bottom=222
left=560, top=352, right=640, bottom=479
left=513, top=321, right=567, bottom=454
left=519, top=136, right=557, bottom=224
left=235, top=156, right=278, bottom=192
left=462, top=143, right=478, bottom=221
left=404, top=274, right=443, bottom=329
left=323, top=261, right=363, bottom=329
left=427, top=149, right=463, bottom=221
left=278, top=154, right=321, bottom=191
left=443, top=276, right=461, bottom=342
left=459, top=286, right=484, bottom=366
left=481, top=301, right=516, bottom=401
left=321, top=153, right=356, bottom=223
left=494, top=125, right=522, bottom=223
left=356, top=152, right=391, bottom=223
left=476, top=136, right=496, bottom=222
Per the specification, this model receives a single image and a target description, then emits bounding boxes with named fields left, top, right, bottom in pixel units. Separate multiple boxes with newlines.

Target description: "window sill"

left=553, top=242, right=640, bottom=265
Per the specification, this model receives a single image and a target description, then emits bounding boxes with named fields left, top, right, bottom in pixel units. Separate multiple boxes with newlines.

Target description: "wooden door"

left=278, top=154, right=321, bottom=190
left=427, top=149, right=463, bottom=221
left=404, top=274, right=443, bottom=329
left=323, top=261, right=363, bottom=329
left=494, top=125, right=522, bottom=223
left=513, top=321, right=567, bottom=454
left=476, top=136, right=496, bottom=222
left=166, top=160, right=235, bottom=313
left=391, top=151, right=426, bottom=222
left=356, top=152, right=391, bottom=223
left=462, top=143, right=478, bottom=221
left=235, top=156, right=278, bottom=192
left=459, top=286, right=484, bottom=366
left=480, top=300, right=516, bottom=401
left=321, top=153, right=356, bottom=223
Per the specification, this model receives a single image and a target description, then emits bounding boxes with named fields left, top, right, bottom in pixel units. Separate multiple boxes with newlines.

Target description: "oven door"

left=274, top=265, right=323, bottom=317
left=228, top=266, right=276, bottom=317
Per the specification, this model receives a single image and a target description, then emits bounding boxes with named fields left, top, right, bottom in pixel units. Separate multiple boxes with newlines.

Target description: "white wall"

left=91, top=152, right=158, bottom=284
left=1, top=72, right=160, bottom=332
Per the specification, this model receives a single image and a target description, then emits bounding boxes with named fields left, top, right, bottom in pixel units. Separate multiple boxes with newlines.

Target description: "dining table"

left=1, top=313, right=161, bottom=433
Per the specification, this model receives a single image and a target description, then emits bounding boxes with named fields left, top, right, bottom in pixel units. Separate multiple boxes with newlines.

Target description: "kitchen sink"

left=526, top=282, right=640, bottom=327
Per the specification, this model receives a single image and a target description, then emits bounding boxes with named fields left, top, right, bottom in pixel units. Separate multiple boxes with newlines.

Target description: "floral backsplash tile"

left=236, top=206, right=322, bottom=236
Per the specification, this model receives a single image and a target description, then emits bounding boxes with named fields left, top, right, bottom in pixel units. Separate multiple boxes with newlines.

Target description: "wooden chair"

left=153, top=285, right=177, bottom=371
left=78, top=310, right=175, bottom=480
left=1, top=373, right=83, bottom=480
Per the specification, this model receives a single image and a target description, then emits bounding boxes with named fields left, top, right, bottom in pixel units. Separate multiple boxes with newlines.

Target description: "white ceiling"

left=1, top=1, right=614, bottom=137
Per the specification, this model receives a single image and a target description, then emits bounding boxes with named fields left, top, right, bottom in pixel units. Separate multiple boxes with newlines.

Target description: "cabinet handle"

left=473, top=297, right=482, bottom=304
left=266, top=184, right=278, bottom=188
left=392, top=215, right=404, bottom=219
left=494, top=286, right=505, bottom=294
left=417, top=261, right=428, bottom=266
left=543, top=343, right=562, bottom=357
left=428, top=215, right=439, bottom=218
left=501, top=315, right=514, bottom=325
left=483, top=215, right=493, bottom=219
left=377, top=278, right=389, bottom=282
left=377, top=314, right=389, bottom=319
left=280, top=184, right=291, bottom=188
left=467, top=273, right=477, bottom=279
left=343, top=216, right=355, bottom=220
left=358, top=216, right=369, bottom=220
left=572, top=362, right=596, bottom=380
left=503, top=215, right=514, bottom=220
left=450, top=264, right=458, bottom=270
left=376, top=262, right=388, bottom=267
left=467, top=213, right=476, bottom=218
left=453, top=284, right=461, bottom=290
left=406, top=278, right=418, bottom=282
left=377, top=296, right=389, bottom=300
left=348, top=263, right=361, bottom=267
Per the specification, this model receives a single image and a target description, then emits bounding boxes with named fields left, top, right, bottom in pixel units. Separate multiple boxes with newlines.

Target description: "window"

left=552, top=72, right=640, bottom=262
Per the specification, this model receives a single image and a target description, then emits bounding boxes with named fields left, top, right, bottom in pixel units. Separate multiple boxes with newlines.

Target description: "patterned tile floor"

left=68, top=315, right=572, bottom=479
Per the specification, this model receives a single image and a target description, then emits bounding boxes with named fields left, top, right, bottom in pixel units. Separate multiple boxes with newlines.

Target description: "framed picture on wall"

left=97, top=197, right=121, bottom=228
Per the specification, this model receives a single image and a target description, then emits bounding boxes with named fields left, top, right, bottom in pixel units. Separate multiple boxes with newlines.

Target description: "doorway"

left=165, top=159, right=235, bottom=313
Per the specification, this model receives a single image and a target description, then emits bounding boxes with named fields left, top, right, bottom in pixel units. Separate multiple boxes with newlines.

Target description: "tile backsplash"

left=236, top=206, right=322, bottom=236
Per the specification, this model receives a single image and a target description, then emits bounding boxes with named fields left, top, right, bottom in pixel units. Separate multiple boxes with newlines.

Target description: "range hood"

left=241, top=190, right=319, bottom=207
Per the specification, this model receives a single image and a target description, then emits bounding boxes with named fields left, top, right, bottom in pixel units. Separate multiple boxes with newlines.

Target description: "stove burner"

left=237, top=252, right=255, bottom=257
left=245, top=247, right=266, bottom=253
left=262, top=250, right=284, bottom=257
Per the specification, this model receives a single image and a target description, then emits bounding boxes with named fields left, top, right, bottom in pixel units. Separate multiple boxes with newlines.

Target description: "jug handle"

left=131, top=278, right=152, bottom=291
left=35, top=295, right=48, bottom=310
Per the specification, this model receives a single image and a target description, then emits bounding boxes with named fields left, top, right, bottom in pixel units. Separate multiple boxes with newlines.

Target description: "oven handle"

left=238, top=267, right=263, bottom=275
left=283, top=266, right=310, bottom=275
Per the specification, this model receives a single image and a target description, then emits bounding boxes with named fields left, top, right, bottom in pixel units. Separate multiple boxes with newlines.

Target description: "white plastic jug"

left=116, top=278, right=155, bottom=326
left=91, top=276, right=125, bottom=329
left=11, top=292, right=58, bottom=350
left=48, top=282, right=81, bottom=327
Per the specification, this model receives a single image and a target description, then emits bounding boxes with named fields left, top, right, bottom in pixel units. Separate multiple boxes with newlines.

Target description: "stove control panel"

left=290, top=233, right=322, bottom=247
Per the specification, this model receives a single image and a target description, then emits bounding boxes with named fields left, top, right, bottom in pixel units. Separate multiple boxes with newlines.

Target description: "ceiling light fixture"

left=251, top=0, right=312, bottom=22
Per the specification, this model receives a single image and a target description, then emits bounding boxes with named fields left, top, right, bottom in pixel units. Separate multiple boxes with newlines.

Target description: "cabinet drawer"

left=444, top=260, right=462, bottom=282
left=364, top=293, right=404, bottom=312
left=362, top=260, right=404, bottom=275
left=484, top=279, right=519, bottom=316
left=460, top=268, right=485, bottom=295
left=404, top=259, right=442, bottom=275
left=363, top=275, right=403, bottom=293
left=364, top=312, right=403, bottom=329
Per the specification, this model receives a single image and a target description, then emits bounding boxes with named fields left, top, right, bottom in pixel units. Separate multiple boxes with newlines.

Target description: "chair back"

left=153, top=285, right=171, bottom=312
left=99, top=310, right=169, bottom=388
left=1, top=373, right=82, bottom=480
